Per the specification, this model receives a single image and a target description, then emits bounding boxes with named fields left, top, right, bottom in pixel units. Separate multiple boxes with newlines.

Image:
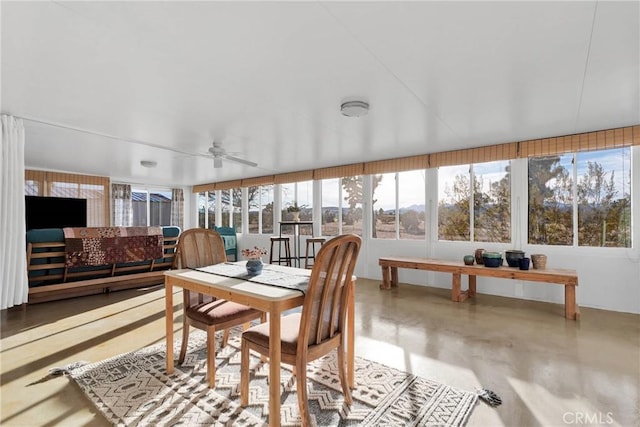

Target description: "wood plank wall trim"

left=192, top=125, right=639, bottom=193
left=363, top=155, right=429, bottom=174
left=213, top=180, right=242, bottom=191
left=314, top=163, right=364, bottom=180
left=241, top=175, right=275, bottom=187
left=273, top=170, right=314, bottom=184
left=25, top=170, right=110, bottom=226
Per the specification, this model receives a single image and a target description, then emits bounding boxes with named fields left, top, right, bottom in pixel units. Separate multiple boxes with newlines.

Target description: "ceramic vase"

left=474, top=249, right=485, bottom=265
left=246, top=258, right=263, bottom=275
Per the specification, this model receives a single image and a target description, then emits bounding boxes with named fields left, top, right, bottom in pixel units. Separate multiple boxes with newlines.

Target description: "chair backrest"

left=175, top=228, right=227, bottom=269
left=298, top=234, right=361, bottom=350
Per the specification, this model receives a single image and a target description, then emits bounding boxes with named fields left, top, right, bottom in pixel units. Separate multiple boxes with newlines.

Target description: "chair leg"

left=296, top=363, right=311, bottom=427
left=240, top=339, right=250, bottom=406
left=337, top=345, right=353, bottom=405
left=207, top=327, right=217, bottom=388
left=178, top=323, right=190, bottom=364
left=222, top=329, right=230, bottom=347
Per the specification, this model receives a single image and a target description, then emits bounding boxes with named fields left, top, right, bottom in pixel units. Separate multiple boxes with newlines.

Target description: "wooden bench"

left=379, top=257, right=579, bottom=320
left=26, top=233, right=179, bottom=303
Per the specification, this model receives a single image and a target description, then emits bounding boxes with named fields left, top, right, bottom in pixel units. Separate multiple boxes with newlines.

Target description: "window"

left=197, top=192, right=206, bottom=228
left=371, top=170, right=426, bottom=240
left=281, top=180, right=313, bottom=223
left=438, top=161, right=511, bottom=242
left=398, top=170, right=426, bottom=240
left=132, top=188, right=172, bottom=226
left=473, top=161, right=510, bottom=242
left=372, top=173, right=395, bottom=239
left=341, top=176, right=363, bottom=236
left=232, top=188, right=242, bottom=233
left=529, top=147, right=631, bottom=247
left=528, top=155, right=573, bottom=245
left=248, top=185, right=274, bottom=234
left=577, top=149, right=631, bottom=247
left=321, top=178, right=340, bottom=237
left=219, top=189, right=233, bottom=229
left=320, top=176, right=363, bottom=237
left=207, top=192, right=216, bottom=229
left=438, top=164, right=471, bottom=241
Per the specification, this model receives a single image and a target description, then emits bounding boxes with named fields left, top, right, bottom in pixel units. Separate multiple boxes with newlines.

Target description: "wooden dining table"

left=164, top=262, right=356, bottom=427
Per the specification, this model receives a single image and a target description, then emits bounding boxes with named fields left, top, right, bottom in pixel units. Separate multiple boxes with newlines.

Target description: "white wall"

left=193, top=147, right=640, bottom=315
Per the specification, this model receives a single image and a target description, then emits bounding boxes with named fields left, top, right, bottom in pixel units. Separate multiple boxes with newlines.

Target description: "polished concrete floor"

left=1, top=279, right=638, bottom=426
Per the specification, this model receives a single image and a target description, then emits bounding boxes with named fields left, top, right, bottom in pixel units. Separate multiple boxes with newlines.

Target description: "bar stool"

left=269, top=236, right=292, bottom=266
left=304, top=237, right=326, bottom=269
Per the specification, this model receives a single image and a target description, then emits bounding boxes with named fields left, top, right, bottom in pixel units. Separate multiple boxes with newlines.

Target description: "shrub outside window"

left=372, top=173, right=395, bottom=239
left=438, top=161, right=511, bottom=242
left=321, top=178, right=340, bottom=237
left=529, top=147, right=631, bottom=247
left=248, top=185, right=274, bottom=234
left=341, top=176, right=363, bottom=236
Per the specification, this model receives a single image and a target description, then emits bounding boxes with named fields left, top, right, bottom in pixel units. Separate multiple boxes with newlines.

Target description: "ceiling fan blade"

left=223, top=154, right=258, bottom=167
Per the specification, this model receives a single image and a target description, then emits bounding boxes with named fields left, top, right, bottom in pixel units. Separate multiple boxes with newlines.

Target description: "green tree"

left=438, top=173, right=470, bottom=240
left=342, top=175, right=382, bottom=236
left=528, top=156, right=572, bottom=245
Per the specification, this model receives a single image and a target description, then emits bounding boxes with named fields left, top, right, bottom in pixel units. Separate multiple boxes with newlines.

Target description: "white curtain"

left=1, top=115, right=28, bottom=309
left=171, top=188, right=184, bottom=230
left=111, top=183, right=132, bottom=226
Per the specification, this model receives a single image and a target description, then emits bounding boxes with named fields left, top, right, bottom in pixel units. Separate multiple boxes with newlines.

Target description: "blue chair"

left=214, top=226, right=237, bottom=261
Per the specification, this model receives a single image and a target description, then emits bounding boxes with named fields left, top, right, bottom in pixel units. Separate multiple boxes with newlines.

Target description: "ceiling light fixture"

left=341, top=100, right=369, bottom=117
left=140, top=160, right=157, bottom=168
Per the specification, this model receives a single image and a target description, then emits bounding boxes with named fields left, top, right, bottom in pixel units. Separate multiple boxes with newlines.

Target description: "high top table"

left=164, top=263, right=356, bottom=426
left=279, top=220, right=313, bottom=267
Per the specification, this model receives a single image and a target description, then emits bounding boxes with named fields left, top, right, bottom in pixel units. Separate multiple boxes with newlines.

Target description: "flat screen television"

left=25, top=196, right=87, bottom=230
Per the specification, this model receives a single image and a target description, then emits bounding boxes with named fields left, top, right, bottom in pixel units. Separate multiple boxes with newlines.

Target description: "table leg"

left=165, top=281, right=174, bottom=374
left=268, top=309, right=282, bottom=427
left=347, top=283, right=355, bottom=388
left=452, top=273, right=461, bottom=301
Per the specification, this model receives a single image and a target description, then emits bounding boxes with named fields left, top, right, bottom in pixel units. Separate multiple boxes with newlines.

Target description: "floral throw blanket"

left=63, top=227, right=164, bottom=268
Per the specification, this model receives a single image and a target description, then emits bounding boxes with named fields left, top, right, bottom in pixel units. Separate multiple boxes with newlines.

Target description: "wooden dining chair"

left=174, top=228, right=265, bottom=388
left=240, top=234, right=362, bottom=426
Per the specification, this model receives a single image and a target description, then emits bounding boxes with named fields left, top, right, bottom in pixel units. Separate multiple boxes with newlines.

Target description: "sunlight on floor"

left=508, top=376, right=622, bottom=427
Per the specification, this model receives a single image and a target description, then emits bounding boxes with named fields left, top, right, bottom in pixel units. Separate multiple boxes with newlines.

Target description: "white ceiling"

left=2, top=1, right=639, bottom=187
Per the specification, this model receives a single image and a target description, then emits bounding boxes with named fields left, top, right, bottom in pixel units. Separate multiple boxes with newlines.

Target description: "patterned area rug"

left=68, top=330, right=478, bottom=426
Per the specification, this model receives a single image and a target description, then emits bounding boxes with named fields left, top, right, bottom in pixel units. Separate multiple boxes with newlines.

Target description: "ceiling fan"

left=206, top=141, right=258, bottom=168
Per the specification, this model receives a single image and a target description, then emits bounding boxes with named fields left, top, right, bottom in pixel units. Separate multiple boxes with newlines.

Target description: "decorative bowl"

left=482, top=252, right=503, bottom=268
left=463, top=255, right=475, bottom=265
left=505, top=250, right=525, bottom=267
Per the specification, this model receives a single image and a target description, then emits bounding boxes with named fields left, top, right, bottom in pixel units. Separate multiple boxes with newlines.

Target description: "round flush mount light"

left=340, top=100, right=370, bottom=117
left=140, top=160, right=157, bottom=168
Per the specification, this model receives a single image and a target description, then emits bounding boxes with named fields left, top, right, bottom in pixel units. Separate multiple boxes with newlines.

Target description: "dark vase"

left=246, top=259, right=263, bottom=275
left=475, top=249, right=485, bottom=265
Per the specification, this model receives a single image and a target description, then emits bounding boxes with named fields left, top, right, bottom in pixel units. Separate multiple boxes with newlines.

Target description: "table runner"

left=194, top=262, right=309, bottom=293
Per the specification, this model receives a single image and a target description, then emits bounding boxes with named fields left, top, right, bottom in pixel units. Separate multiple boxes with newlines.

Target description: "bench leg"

left=452, top=273, right=462, bottom=301
left=468, top=275, right=476, bottom=297
left=390, top=267, right=398, bottom=288
left=380, top=266, right=391, bottom=290
left=565, top=284, right=579, bottom=320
